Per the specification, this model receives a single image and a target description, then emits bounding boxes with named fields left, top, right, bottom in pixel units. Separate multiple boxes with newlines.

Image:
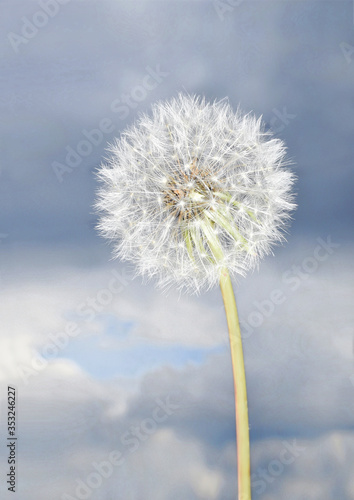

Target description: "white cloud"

left=2, top=350, right=354, bottom=499
left=0, top=239, right=353, bottom=497
left=1, top=239, right=353, bottom=416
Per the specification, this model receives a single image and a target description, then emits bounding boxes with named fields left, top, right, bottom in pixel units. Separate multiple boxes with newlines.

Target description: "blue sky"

left=46, top=313, right=225, bottom=378
left=1, top=1, right=354, bottom=499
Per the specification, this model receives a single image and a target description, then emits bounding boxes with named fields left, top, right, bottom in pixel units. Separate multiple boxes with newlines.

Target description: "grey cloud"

left=1, top=1, right=353, bottom=245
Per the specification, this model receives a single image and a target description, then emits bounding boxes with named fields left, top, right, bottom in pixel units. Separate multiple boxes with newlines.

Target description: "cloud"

left=3, top=342, right=354, bottom=499
left=1, top=1, right=354, bottom=497
left=1, top=236, right=353, bottom=498
left=1, top=0, right=353, bottom=244
left=1, top=238, right=353, bottom=435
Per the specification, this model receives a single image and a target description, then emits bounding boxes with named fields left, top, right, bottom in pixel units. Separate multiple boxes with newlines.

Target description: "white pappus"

left=95, top=94, right=296, bottom=294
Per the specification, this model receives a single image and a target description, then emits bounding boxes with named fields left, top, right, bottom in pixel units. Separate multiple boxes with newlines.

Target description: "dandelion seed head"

left=96, top=94, right=296, bottom=294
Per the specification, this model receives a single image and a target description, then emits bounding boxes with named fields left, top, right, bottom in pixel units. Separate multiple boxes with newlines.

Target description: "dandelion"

left=96, top=94, right=296, bottom=500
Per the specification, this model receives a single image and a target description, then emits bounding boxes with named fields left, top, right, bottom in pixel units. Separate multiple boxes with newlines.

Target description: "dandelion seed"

left=96, top=95, right=295, bottom=294
left=95, top=94, right=296, bottom=500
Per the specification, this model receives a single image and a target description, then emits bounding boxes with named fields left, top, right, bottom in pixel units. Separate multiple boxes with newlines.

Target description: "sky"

left=1, top=1, right=354, bottom=499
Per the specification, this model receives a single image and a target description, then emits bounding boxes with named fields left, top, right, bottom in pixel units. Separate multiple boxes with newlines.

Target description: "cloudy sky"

left=1, top=1, right=354, bottom=499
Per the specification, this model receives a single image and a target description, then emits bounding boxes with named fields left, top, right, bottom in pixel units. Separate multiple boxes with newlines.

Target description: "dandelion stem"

left=220, top=268, right=251, bottom=500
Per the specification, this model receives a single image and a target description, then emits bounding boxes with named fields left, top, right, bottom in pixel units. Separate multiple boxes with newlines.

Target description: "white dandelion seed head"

left=96, top=94, right=296, bottom=294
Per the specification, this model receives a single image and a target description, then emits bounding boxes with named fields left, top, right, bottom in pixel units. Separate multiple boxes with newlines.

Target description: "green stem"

left=220, top=268, right=251, bottom=500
